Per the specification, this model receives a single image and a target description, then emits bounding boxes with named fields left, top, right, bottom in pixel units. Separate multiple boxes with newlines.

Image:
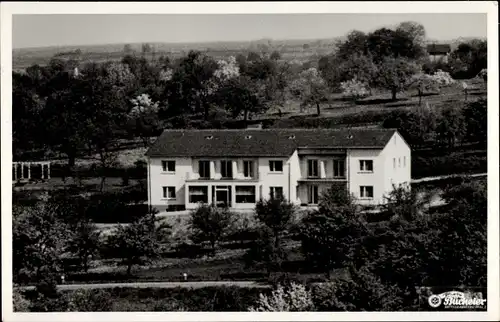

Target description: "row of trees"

left=383, top=98, right=487, bottom=149
left=318, top=22, right=487, bottom=100
left=14, top=21, right=487, bottom=165
left=252, top=179, right=486, bottom=311
left=13, top=176, right=486, bottom=311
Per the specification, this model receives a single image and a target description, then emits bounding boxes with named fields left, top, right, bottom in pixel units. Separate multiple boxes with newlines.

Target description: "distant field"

left=12, top=39, right=339, bottom=70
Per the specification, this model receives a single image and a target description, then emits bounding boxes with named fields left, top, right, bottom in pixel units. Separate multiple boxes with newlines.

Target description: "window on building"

left=162, top=186, right=176, bottom=199
left=199, top=161, right=210, bottom=178
left=307, top=159, right=319, bottom=177
left=393, top=158, right=396, bottom=169
left=359, top=160, right=373, bottom=172
left=220, top=160, right=233, bottom=178
left=162, top=160, right=175, bottom=172
left=360, top=186, right=374, bottom=199
left=270, top=186, right=284, bottom=199
left=189, top=186, right=208, bottom=203
left=398, top=157, right=401, bottom=168
left=333, top=160, right=345, bottom=177
left=307, top=185, right=319, bottom=204
left=243, top=161, right=254, bottom=178
left=269, top=160, right=283, bottom=172
left=404, top=156, right=406, bottom=167
left=235, top=186, right=256, bottom=203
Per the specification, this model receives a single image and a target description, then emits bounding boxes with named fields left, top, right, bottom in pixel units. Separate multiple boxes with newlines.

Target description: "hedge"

left=412, top=152, right=487, bottom=179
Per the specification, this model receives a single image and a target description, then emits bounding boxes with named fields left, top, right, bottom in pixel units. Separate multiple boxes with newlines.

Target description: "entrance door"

left=215, top=186, right=231, bottom=207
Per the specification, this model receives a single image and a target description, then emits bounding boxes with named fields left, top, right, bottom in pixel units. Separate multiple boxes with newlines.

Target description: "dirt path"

left=20, top=280, right=270, bottom=291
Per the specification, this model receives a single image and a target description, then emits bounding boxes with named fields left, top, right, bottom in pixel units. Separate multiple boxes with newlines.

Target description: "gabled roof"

left=427, top=44, right=451, bottom=55
left=145, top=128, right=398, bottom=157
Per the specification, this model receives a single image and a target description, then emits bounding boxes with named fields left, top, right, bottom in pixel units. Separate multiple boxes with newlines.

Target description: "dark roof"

left=427, top=44, right=451, bottom=54
left=145, top=128, right=398, bottom=157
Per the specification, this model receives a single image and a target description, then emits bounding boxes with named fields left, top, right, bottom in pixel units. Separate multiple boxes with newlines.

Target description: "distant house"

left=427, top=44, right=452, bottom=63
left=145, top=128, right=411, bottom=211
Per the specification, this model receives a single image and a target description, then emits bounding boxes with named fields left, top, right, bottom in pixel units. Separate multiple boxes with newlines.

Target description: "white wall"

left=257, top=157, right=290, bottom=201
left=347, top=149, right=385, bottom=205
left=381, top=132, right=412, bottom=199
left=149, top=157, right=191, bottom=209
left=288, top=150, right=301, bottom=204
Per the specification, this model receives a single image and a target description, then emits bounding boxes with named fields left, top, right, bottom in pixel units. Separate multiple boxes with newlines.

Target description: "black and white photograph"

left=1, top=2, right=498, bottom=321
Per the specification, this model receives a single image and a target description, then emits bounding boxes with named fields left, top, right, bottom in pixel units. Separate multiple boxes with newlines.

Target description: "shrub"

left=104, top=286, right=265, bottom=311
left=249, top=282, right=315, bottom=312
left=311, top=267, right=403, bottom=311
left=13, top=286, right=31, bottom=312
left=65, top=289, right=113, bottom=312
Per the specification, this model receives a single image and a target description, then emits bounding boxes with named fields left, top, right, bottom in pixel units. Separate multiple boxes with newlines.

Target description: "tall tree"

left=128, top=93, right=161, bottom=147
left=13, top=194, right=70, bottom=284
left=375, top=57, right=420, bottom=100
left=166, top=50, right=218, bottom=119
left=246, top=198, right=297, bottom=273
left=300, top=187, right=368, bottom=276
left=288, top=67, right=329, bottom=115
left=106, top=212, right=170, bottom=275
left=188, top=204, right=234, bottom=255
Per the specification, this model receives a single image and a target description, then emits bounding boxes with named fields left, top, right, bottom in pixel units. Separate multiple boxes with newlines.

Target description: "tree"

left=335, top=30, right=368, bottom=60
left=188, top=204, right=234, bottom=255
left=396, top=21, right=426, bottom=44
left=432, top=180, right=487, bottom=287
left=365, top=213, right=439, bottom=309
left=436, top=106, right=466, bottom=148
left=450, top=39, right=487, bottom=77
left=76, top=64, right=130, bottom=191
left=246, top=198, right=297, bottom=272
left=165, top=50, right=218, bottom=119
left=319, top=53, right=378, bottom=93
left=13, top=194, right=70, bottom=284
left=376, top=57, right=420, bottom=100
left=128, top=93, right=161, bottom=147
left=409, top=70, right=455, bottom=106
left=289, top=68, right=329, bottom=115
left=463, top=98, right=487, bottom=145
left=270, top=50, right=281, bottom=60
left=382, top=107, right=438, bottom=147
left=106, top=212, right=170, bottom=275
left=12, top=73, right=48, bottom=158
left=67, top=219, right=101, bottom=272
left=340, top=78, right=370, bottom=102
left=249, top=283, right=315, bottom=312
left=367, top=25, right=426, bottom=63
left=300, top=187, right=368, bottom=276
left=123, top=44, right=133, bottom=54
left=255, top=197, right=297, bottom=250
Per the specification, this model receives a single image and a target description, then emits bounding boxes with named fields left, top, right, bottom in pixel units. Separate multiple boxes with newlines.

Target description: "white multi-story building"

left=145, top=128, right=411, bottom=211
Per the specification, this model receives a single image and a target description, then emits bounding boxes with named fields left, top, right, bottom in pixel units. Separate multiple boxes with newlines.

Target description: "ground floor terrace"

left=151, top=180, right=348, bottom=212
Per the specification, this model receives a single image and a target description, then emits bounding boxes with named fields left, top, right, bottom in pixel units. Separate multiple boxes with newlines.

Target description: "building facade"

left=145, top=129, right=411, bottom=211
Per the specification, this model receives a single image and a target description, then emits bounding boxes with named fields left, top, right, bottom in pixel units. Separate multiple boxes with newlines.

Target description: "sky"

left=13, top=13, right=487, bottom=49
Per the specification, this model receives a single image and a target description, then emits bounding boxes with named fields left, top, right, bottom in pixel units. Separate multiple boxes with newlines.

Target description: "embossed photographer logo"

left=427, top=290, right=487, bottom=310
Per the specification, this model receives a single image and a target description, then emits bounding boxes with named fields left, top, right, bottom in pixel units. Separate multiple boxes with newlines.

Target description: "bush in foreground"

left=249, top=283, right=314, bottom=312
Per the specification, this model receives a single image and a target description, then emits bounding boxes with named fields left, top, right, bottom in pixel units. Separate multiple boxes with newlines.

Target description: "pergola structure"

left=12, top=161, right=51, bottom=182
